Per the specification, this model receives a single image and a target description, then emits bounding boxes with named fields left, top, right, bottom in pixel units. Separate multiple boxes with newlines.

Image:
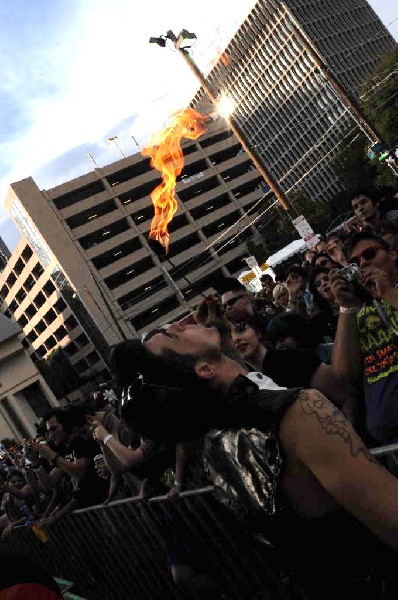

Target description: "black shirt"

left=62, top=436, right=109, bottom=508
left=262, top=349, right=321, bottom=388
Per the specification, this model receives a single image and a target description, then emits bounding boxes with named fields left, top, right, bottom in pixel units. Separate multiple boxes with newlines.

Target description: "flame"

left=141, top=108, right=208, bottom=252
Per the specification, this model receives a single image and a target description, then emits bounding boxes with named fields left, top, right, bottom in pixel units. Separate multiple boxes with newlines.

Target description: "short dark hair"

left=6, top=470, right=24, bottom=482
left=344, top=231, right=390, bottom=259
left=44, top=408, right=75, bottom=434
left=215, top=277, right=246, bottom=295
left=325, top=230, right=348, bottom=244
left=349, top=189, right=378, bottom=205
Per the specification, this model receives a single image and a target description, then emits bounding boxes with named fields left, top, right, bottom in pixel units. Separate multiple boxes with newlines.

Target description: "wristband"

left=174, top=481, right=184, bottom=487
left=339, top=306, right=357, bottom=314
left=103, top=434, right=113, bottom=446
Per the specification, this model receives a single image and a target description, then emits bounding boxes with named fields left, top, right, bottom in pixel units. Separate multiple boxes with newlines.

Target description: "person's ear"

left=194, top=360, right=216, bottom=381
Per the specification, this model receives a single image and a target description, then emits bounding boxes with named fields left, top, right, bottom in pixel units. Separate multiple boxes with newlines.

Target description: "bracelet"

left=103, top=434, right=113, bottom=446
left=174, top=481, right=184, bottom=487
left=339, top=306, right=357, bottom=314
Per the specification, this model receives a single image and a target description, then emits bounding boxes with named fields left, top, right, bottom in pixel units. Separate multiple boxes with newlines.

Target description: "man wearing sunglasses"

left=330, top=231, right=398, bottom=447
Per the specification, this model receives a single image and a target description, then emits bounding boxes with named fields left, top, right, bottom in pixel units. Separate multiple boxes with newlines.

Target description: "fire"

left=142, top=107, right=208, bottom=252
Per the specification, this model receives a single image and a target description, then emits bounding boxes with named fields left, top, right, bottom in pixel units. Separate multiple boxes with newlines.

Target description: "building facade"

left=191, top=0, right=395, bottom=203
left=0, top=236, right=111, bottom=406
left=4, top=117, right=266, bottom=339
left=0, top=313, right=58, bottom=440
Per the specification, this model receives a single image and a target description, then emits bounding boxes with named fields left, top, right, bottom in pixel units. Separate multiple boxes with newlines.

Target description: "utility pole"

left=151, top=30, right=293, bottom=214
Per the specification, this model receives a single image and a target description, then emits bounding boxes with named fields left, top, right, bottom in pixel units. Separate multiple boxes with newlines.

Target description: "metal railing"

left=2, top=444, right=398, bottom=599
left=0, top=487, right=300, bottom=600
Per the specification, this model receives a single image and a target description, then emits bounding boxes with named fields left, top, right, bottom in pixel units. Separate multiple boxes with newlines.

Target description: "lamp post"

left=149, top=30, right=293, bottom=214
left=108, top=136, right=126, bottom=159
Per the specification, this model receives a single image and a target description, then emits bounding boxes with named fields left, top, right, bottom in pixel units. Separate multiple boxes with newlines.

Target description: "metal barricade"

left=0, top=487, right=298, bottom=600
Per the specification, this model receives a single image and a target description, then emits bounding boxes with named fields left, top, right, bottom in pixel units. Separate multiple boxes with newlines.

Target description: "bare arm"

left=310, top=363, right=358, bottom=423
left=2, top=484, right=33, bottom=500
left=329, top=274, right=362, bottom=383
left=93, top=424, right=146, bottom=469
left=280, top=389, right=398, bottom=549
left=25, top=468, right=43, bottom=493
left=34, top=465, right=64, bottom=491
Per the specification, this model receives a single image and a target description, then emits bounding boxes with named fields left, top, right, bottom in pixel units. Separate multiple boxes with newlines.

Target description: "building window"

left=33, top=291, right=46, bottom=309
left=118, top=178, right=161, bottom=205
left=16, top=288, right=27, bottom=303
left=104, top=256, right=155, bottom=290
left=43, top=280, right=56, bottom=297
left=0, top=284, right=9, bottom=301
left=6, top=272, right=16, bottom=288
left=79, top=218, right=130, bottom=250
left=26, top=304, right=37, bottom=319
left=73, top=358, right=89, bottom=374
left=44, top=309, right=57, bottom=325
left=35, top=320, right=46, bottom=335
left=106, top=159, right=151, bottom=187
left=202, top=211, right=240, bottom=238
left=9, top=300, right=18, bottom=313
left=32, top=263, right=44, bottom=280
left=130, top=205, right=154, bottom=226
left=130, top=295, right=180, bottom=331
left=65, top=315, right=78, bottom=331
left=65, top=341, right=79, bottom=356
left=27, top=330, right=38, bottom=343
left=190, top=193, right=231, bottom=220
left=17, top=314, right=28, bottom=328
left=54, top=325, right=68, bottom=341
left=75, top=332, right=89, bottom=347
left=24, top=275, right=35, bottom=292
left=54, top=298, right=67, bottom=313
left=14, top=259, right=25, bottom=275
left=21, top=246, right=33, bottom=262
left=36, top=346, right=46, bottom=359
left=65, top=199, right=118, bottom=230
left=167, top=232, right=202, bottom=259
left=53, top=181, right=106, bottom=210
left=177, top=176, right=218, bottom=202
left=118, top=275, right=168, bottom=311
left=21, top=338, right=30, bottom=349
left=200, top=129, right=234, bottom=148
left=44, top=336, right=57, bottom=351
left=86, top=350, right=99, bottom=366
left=91, top=238, right=142, bottom=270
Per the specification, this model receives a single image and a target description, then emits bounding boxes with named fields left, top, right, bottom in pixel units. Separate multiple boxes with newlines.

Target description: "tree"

left=333, top=46, right=398, bottom=189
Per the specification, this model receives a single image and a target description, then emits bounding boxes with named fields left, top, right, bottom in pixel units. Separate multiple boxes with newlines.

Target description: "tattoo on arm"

left=298, top=389, right=380, bottom=467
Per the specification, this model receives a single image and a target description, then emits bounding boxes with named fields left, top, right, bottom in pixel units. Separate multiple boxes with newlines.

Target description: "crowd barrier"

left=2, top=444, right=397, bottom=599
left=0, top=487, right=299, bottom=600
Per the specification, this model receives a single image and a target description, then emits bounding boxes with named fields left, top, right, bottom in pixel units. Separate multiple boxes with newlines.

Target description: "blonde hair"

left=273, top=283, right=288, bottom=302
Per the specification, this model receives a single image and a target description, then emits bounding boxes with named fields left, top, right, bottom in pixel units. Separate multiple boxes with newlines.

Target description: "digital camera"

left=337, top=263, right=360, bottom=282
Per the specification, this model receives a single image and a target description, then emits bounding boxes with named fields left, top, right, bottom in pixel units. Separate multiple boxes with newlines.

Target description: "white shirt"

left=246, top=371, right=287, bottom=391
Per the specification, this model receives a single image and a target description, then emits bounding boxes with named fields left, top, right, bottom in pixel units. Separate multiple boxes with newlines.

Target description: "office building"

left=4, top=116, right=266, bottom=338
left=191, top=0, right=395, bottom=203
left=0, top=312, right=58, bottom=440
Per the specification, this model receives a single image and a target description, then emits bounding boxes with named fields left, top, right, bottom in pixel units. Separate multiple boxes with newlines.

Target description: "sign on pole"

left=292, top=215, right=319, bottom=249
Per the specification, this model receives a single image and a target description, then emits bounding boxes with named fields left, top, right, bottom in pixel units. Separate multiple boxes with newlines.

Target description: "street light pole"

left=162, top=30, right=293, bottom=214
left=108, top=136, right=126, bottom=159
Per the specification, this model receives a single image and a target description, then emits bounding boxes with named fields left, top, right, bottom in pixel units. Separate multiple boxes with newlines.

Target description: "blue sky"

left=0, top=0, right=396, bottom=251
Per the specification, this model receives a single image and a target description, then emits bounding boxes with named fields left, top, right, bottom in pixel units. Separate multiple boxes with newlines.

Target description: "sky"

left=0, top=0, right=396, bottom=251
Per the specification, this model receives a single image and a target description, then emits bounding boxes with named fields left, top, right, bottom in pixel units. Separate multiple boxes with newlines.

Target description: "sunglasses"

left=121, top=374, right=183, bottom=408
left=223, top=294, right=245, bottom=309
left=350, top=245, right=384, bottom=267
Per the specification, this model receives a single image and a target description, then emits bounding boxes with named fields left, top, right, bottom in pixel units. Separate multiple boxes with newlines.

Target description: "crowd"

left=1, top=188, right=398, bottom=598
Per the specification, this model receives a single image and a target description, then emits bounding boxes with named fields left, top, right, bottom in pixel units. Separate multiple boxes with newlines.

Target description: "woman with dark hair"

left=308, top=267, right=339, bottom=342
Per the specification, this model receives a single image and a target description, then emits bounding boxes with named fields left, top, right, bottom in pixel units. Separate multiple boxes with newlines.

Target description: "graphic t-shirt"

left=357, top=301, right=398, bottom=443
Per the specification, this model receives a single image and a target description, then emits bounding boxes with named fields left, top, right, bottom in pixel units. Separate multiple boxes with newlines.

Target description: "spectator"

left=31, top=408, right=109, bottom=525
left=331, top=231, right=398, bottom=446
left=126, top=332, right=398, bottom=594
left=1, top=470, right=32, bottom=537
left=219, top=278, right=254, bottom=321
left=229, top=316, right=350, bottom=412
left=350, top=189, right=398, bottom=234
left=285, top=266, right=309, bottom=316
left=308, top=267, right=339, bottom=342
left=379, top=220, right=398, bottom=252
left=312, top=252, right=338, bottom=270
left=272, top=283, right=289, bottom=311
left=304, top=249, right=317, bottom=265
left=325, top=231, right=348, bottom=266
